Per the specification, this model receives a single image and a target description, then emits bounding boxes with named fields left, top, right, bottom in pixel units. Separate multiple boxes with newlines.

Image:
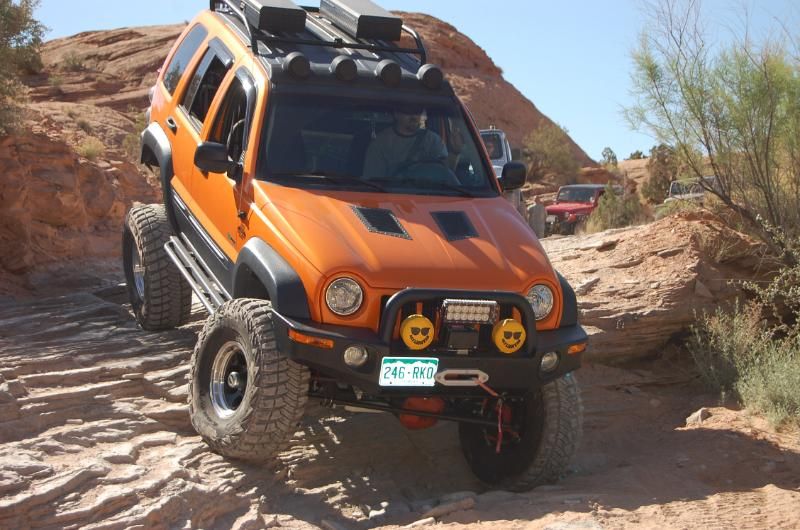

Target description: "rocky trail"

left=1, top=279, right=799, bottom=529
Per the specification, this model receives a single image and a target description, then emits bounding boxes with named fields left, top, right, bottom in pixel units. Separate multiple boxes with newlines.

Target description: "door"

left=191, top=68, right=257, bottom=290
left=168, top=39, right=235, bottom=286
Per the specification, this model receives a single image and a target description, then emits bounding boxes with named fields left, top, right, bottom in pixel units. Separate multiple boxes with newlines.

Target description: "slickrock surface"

left=543, top=212, right=765, bottom=362
left=1, top=289, right=798, bottom=529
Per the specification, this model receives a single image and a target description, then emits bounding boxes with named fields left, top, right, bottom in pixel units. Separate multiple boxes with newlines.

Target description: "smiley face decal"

left=401, top=314, right=435, bottom=350
left=492, top=319, right=526, bottom=354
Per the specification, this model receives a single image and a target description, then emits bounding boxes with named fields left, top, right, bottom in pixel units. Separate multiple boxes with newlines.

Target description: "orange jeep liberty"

left=123, top=0, right=587, bottom=490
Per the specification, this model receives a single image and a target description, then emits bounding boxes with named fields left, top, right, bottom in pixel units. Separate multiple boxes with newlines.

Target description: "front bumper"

left=273, top=288, right=587, bottom=396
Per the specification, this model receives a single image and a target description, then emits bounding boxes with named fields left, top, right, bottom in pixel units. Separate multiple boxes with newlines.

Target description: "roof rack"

left=211, top=0, right=428, bottom=66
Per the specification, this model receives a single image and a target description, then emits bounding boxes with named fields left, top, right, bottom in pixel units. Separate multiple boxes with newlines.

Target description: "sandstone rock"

left=421, top=496, right=476, bottom=519
left=405, top=517, right=436, bottom=528
left=543, top=214, right=763, bottom=362
left=686, top=408, right=712, bottom=426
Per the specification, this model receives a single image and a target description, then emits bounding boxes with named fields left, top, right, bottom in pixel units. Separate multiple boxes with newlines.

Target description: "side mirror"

left=500, top=161, right=526, bottom=191
left=194, top=142, right=238, bottom=175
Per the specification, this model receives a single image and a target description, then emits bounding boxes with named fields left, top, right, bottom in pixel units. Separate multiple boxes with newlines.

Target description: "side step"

left=164, top=235, right=231, bottom=314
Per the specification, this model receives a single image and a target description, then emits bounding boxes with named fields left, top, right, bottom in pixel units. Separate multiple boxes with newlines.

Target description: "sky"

left=35, top=0, right=798, bottom=162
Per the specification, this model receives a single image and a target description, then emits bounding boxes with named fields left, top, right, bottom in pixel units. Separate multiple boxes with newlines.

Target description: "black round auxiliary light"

left=331, top=55, right=358, bottom=82
left=284, top=52, right=311, bottom=79
left=375, top=59, right=402, bottom=87
left=417, top=64, right=444, bottom=90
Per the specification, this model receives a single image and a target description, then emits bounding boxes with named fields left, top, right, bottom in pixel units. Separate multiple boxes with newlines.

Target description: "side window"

left=210, top=76, right=251, bottom=163
left=181, top=50, right=231, bottom=129
left=162, top=25, right=208, bottom=96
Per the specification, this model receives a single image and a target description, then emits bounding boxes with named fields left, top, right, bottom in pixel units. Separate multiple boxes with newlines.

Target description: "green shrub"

left=77, top=137, right=105, bottom=161
left=641, top=144, right=677, bottom=204
left=63, top=52, right=85, bottom=72
left=48, top=74, right=63, bottom=89
left=523, top=122, right=580, bottom=185
left=122, top=110, right=148, bottom=160
left=0, top=0, right=46, bottom=134
left=76, top=119, right=92, bottom=133
left=654, top=199, right=701, bottom=220
left=585, top=183, right=646, bottom=232
left=689, top=303, right=800, bottom=428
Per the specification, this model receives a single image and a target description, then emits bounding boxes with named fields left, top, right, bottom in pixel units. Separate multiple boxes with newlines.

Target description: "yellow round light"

left=492, top=319, right=526, bottom=354
left=400, top=314, right=435, bottom=350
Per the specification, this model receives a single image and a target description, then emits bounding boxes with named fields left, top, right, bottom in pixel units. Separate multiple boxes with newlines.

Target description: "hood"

left=257, top=186, right=555, bottom=292
left=546, top=202, right=594, bottom=215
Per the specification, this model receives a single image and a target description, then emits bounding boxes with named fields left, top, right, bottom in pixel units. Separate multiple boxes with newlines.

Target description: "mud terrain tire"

left=459, top=373, right=583, bottom=491
left=122, top=204, right=191, bottom=330
left=189, top=299, right=310, bottom=462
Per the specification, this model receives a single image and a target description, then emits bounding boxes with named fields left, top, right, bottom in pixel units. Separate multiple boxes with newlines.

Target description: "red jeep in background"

left=545, top=184, right=618, bottom=235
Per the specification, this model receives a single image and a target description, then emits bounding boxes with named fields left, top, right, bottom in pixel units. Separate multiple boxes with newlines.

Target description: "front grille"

left=381, top=296, right=521, bottom=355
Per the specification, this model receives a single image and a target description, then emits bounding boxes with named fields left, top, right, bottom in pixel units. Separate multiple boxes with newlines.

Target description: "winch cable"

left=475, top=378, right=506, bottom=454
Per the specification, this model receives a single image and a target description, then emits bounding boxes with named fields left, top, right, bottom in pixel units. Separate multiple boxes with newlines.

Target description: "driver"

left=363, top=105, right=461, bottom=180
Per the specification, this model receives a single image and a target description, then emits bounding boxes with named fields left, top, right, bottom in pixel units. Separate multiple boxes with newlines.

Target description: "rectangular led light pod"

left=442, top=299, right=499, bottom=325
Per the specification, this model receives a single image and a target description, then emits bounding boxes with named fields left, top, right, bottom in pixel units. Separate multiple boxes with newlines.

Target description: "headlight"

left=325, top=278, right=364, bottom=316
left=526, top=284, right=554, bottom=321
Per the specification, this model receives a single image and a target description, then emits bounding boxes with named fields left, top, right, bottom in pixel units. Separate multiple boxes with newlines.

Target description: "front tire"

left=189, top=299, right=310, bottom=462
left=459, top=373, right=583, bottom=491
left=122, top=204, right=192, bottom=330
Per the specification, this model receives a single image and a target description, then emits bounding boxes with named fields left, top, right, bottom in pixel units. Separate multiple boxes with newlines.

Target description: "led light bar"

left=240, top=0, right=307, bottom=34
left=442, top=299, right=499, bottom=325
left=320, top=0, right=403, bottom=42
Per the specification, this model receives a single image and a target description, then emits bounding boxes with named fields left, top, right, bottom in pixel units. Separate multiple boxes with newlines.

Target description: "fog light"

left=540, top=352, right=560, bottom=372
left=343, top=345, right=369, bottom=368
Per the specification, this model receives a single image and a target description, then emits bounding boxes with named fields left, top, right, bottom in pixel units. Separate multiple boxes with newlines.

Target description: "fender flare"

left=557, top=272, right=579, bottom=327
left=140, top=122, right=179, bottom=230
left=232, top=238, right=311, bottom=319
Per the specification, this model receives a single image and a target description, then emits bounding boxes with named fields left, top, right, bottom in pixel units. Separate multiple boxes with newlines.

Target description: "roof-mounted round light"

left=284, top=52, right=311, bottom=79
left=417, top=64, right=444, bottom=90
left=331, top=55, right=357, bottom=82
left=375, top=59, right=401, bottom=87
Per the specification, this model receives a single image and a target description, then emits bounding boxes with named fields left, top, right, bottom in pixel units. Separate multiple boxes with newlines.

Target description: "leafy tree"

left=522, top=122, right=579, bottom=184
left=0, top=0, right=46, bottom=134
left=601, top=147, right=618, bottom=168
left=625, top=0, right=800, bottom=264
left=628, top=150, right=645, bottom=160
left=641, top=144, right=678, bottom=204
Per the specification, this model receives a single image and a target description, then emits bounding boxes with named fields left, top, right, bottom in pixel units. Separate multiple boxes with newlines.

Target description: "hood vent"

left=432, top=211, right=478, bottom=241
left=352, top=206, right=410, bottom=239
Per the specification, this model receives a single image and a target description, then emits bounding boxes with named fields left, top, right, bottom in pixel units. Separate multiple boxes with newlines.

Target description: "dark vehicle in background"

left=546, top=184, right=620, bottom=235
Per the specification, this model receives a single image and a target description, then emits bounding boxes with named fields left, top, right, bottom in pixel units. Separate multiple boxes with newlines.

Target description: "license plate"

left=546, top=215, right=557, bottom=223
left=379, top=357, right=439, bottom=387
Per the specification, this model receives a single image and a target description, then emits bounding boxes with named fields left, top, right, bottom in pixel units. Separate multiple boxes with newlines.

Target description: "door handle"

left=166, top=117, right=178, bottom=133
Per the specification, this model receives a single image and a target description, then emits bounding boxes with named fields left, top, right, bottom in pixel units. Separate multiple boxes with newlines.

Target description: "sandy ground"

left=0, top=280, right=799, bottom=529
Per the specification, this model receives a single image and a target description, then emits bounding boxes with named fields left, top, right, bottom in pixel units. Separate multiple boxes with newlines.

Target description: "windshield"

left=557, top=187, right=596, bottom=203
left=259, top=94, right=498, bottom=197
left=480, top=132, right=504, bottom=162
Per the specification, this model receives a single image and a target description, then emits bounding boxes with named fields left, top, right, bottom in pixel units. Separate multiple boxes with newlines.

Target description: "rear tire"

left=122, top=204, right=191, bottom=330
left=459, top=373, right=583, bottom=491
left=189, top=299, right=310, bottom=462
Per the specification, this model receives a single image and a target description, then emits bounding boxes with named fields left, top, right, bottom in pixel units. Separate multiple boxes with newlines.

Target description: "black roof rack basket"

left=210, top=0, right=428, bottom=66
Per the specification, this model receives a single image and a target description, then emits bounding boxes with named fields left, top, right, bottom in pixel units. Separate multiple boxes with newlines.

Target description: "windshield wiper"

left=271, top=172, right=387, bottom=192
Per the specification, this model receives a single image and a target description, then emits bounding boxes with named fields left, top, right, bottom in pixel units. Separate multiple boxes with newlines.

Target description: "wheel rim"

left=130, top=243, right=145, bottom=300
left=210, top=341, right=248, bottom=419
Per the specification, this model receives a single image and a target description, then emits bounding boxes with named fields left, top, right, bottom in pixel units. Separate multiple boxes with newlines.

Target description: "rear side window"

left=162, top=25, right=208, bottom=95
left=181, top=51, right=230, bottom=128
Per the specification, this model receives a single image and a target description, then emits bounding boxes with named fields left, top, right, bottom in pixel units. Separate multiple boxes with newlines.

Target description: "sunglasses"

left=411, top=327, right=431, bottom=336
left=503, top=331, right=523, bottom=340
